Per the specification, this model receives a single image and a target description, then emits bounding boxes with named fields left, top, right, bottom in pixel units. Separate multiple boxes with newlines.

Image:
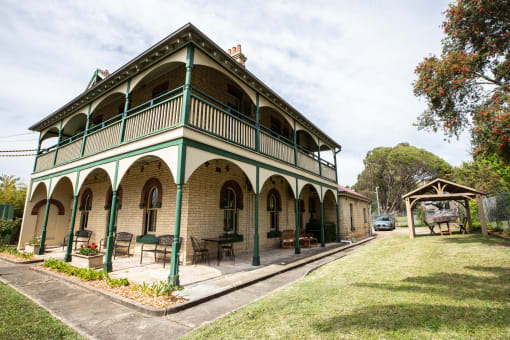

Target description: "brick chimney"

left=227, top=44, right=247, bottom=67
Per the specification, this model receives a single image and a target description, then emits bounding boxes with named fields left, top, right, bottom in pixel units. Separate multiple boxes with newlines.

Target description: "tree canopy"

left=413, top=0, right=510, bottom=163
left=353, top=143, right=451, bottom=215
left=0, top=175, right=26, bottom=218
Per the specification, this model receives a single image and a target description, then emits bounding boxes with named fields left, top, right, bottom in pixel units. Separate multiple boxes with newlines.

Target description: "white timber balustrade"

left=35, top=151, right=55, bottom=171
left=297, top=151, right=320, bottom=174
left=260, top=132, right=295, bottom=164
left=189, top=96, right=256, bottom=150
left=321, top=163, right=336, bottom=181
left=124, top=96, right=182, bottom=142
left=84, top=122, right=122, bottom=155
left=55, top=138, right=82, bottom=165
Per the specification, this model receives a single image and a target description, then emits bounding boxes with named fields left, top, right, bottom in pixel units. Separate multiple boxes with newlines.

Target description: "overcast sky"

left=0, top=0, right=471, bottom=186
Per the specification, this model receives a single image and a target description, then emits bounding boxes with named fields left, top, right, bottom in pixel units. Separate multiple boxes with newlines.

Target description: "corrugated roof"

left=338, top=184, right=371, bottom=201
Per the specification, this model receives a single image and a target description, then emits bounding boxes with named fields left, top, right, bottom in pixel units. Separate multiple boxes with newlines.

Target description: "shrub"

left=28, top=236, right=40, bottom=245
left=0, top=219, right=22, bottom=244
left=132, top=280, right=182, bottom=297
left=0, top=245, right=33, bottom=259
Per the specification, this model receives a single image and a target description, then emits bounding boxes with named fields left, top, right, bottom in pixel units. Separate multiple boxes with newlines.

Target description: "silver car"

left=374, top=216, right=395, bottom=231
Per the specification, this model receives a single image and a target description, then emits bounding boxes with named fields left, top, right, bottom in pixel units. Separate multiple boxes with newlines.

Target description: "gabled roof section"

left=338, top=184, right=371, bottom=202
left=85, top=69, right=110, bottom=90
left=28, top=23, right=341, bottom=150
left=402, top=178, right=485, bottom=199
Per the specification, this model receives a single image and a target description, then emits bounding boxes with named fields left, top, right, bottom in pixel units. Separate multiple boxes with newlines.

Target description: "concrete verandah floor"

left=40, top=242, right=345, bottom=287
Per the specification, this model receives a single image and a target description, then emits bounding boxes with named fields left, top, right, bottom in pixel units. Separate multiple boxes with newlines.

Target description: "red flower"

left=87, top=245, right=91, bottom=248
left=80, top=245, right=84, bottom=248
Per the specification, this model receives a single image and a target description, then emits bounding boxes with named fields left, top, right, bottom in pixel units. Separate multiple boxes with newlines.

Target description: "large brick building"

left=19, top=24, right=369, bottom=281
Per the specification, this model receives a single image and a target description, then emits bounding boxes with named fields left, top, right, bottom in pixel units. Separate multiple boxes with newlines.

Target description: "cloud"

left=0, top=0, right=467, bottom=185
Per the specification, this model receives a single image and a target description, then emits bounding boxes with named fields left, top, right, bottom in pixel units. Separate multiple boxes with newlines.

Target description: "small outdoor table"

left=202, top=237, right=234, bottom=265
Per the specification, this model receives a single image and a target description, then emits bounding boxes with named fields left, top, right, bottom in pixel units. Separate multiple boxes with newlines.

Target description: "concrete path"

left=0, top=241, right=370, bottom=340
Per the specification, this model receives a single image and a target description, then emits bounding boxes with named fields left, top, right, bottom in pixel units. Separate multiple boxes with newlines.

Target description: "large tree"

left=0, top=175, right=26, bottom=218
left=413, top=0, right=510, bottom=163
left=354, top=143, right=451, bottom=215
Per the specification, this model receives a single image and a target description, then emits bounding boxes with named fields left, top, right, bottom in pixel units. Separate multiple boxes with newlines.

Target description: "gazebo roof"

left=402, top=178, right=485, bottom=202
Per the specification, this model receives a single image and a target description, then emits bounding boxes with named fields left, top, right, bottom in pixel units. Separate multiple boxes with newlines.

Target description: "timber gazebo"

left=402, top=178, right=488, bottom=239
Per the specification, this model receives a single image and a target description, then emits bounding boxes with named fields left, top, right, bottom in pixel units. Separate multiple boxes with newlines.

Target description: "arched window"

left=220, top=180, right=243, bottom=234
left=80, top=190, right=93, bottom=231
left=269, top=193, right=279, bottom=231
left=144, top=186, right=159, bottom=234
left=267, top=188, right=282, bottom=231
left=224, top=187, right=237, bottom=233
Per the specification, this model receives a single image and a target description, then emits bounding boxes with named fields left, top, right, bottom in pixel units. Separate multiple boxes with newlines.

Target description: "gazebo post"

left=476, top=194, right=488, bottom=236
left=464, top=199, right=473, bottom=233
left=405, top=198, right=415, bottom=239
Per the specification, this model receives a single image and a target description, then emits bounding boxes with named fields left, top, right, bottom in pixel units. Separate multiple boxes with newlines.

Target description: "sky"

left=0, top=0, right=471, bottom=186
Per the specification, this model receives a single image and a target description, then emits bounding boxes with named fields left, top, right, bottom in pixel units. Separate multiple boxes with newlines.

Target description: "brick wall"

left=339, top=194, right=371, bottom=240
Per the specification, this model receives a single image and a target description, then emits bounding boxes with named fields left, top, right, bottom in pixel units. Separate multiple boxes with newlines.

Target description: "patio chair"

left=113, top=232, right=133, bottom=259
left=220, top=241, right=235, bottom=264
left=155, top=234, right=174, bottom=268
left=62, top=230, right=92, bottom=251
left=191, top=236, right=209, bottom=266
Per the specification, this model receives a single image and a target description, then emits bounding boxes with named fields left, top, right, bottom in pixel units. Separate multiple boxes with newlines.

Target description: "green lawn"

left=0, top=283, right=83, bottom=339
left=185, top=233, right=510, bottom=339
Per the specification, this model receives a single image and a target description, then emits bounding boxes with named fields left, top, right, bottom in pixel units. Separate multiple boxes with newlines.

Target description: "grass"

left=0, top=282, right=83, bottom=339
left=184, top=233, right=510, bottom=339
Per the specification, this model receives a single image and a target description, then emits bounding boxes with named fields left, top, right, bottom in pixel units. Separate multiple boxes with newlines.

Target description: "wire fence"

left=483, top=192, right=510, bottom=231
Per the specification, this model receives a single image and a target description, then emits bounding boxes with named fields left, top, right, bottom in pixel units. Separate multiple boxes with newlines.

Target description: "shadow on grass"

left=313, top=266, right=510, bottom=334
left=312, top=303, right=506, bottom=334
left=439, top=233, right=510, bottom=247
left=355, top=267, right=510, bottom=302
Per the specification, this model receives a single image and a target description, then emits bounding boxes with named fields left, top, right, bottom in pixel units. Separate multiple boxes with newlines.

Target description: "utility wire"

left=0, top=132, right=36, bottom=138
left=0, top=149, right=37, bottom=153
left=0, top=154, right=36, bottom=157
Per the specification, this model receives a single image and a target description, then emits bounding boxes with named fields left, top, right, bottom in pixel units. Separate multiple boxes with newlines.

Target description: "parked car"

left=374, top=216, right=395, bottom=231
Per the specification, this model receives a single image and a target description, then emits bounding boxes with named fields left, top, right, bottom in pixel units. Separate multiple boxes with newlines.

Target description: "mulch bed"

left=0, top=252, right=38, bottom=263
left=38, top=266, right=187, bottom=309
left=488, top=231, right=510, bottom=241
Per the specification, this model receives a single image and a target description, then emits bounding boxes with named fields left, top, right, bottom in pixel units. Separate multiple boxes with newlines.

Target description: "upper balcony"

left=32, top=26, right=339, bottom=183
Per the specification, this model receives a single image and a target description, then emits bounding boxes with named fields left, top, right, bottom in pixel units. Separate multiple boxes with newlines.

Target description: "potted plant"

left=71, top=243, right=104, bottom=269
left=24, top=236, right=41, bottom=254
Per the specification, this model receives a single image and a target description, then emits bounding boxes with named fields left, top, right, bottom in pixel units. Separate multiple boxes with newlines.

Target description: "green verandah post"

left=181, top=44, right=195, bottom=126
left=53, top=120, right=63, bottom=166
left=294, top=177, right=300, bottom=254
left=33, top=132, right=41, bottom=172
left=64, top=195, right=79, bottom=262
left=252, top=166, right=260, bottom=266
left=255, top=93, right=260, bottom=152
left=118, top=79, right=131, bottom=144
left=80, top=104, right=92, bottom=157
left=320, top=186, right=325, bottom=247
left=37, top=178, right=52, bottom=255
left=336, top=201, right=341, bottom=243
left=104, top=162, right=119, bottom=272
left=169, top=141, right=186, bottom=285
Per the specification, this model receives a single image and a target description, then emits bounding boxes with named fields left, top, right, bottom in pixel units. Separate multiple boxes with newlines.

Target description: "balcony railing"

left=34, top=86, right=337, bottom=182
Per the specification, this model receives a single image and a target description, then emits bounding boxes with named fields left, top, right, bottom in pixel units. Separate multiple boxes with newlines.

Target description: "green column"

left=294, top=178, right=300, bottom=254
left=33, top=132, right=42, bottom=172
left=318, top=138, right=322, bottom=177
left=64, top=195, right=79, bottom=262
left=53, top=120, right=63, bottom=166
left=37, top=198, right=51, bottom=255
left=181, top=44, right=195, bottom=126
left=334, top=148, right=339, bottom=184
left=119, top=79, right=131, bottom=144
left=255, top=93, right=260, bottom=152
left=169, top=142, right=186, bottom=285
left=336, top=202, right=341, bottom=243
left=103, top=190, right=117, bottom=272
left=320, top=188, right=325, bottom=247
left=252, top=166, right=260, bottom=266
left=293, top=119, right=298, bottom=167
left=80, top=104, right=92, bottom=157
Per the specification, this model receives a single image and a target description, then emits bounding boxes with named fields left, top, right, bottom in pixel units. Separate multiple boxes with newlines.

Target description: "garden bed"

left=488, top=230, right=510, bottom=240
left=37, top=260, right=186, bottom=309
left=0, top=245, right=42, bottom=263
